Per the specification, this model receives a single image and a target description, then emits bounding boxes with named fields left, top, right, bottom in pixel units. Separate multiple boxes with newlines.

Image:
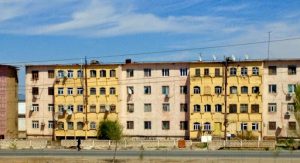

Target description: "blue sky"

left=1, top=0, right=300, bottom=92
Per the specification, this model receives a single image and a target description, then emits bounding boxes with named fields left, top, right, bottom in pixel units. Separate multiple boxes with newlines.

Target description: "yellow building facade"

left=189, top=61, right=263, bottom=140
left=54, top=64, right=120, bottom=140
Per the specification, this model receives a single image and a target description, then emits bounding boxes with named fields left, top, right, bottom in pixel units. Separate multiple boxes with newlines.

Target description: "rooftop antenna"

left=267, top=31, right=271, bottom=60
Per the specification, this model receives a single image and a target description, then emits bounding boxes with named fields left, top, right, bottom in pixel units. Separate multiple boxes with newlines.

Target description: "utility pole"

left=267, top=32, right=271, bottom=60
left=223, top=57, right=230, bottom=141
left=84, top=56, right=88, bottom=140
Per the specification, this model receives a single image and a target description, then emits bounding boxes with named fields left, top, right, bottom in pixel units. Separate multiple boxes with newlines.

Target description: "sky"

left=0, top=0, right=300, bottom=93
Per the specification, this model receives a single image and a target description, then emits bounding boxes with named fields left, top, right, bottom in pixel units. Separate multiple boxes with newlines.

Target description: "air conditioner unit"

left=286, top=93, right=292, bottom=98
left=165, top=94, right=169, bottom=98
left=41, top=122, right=45, bottom=126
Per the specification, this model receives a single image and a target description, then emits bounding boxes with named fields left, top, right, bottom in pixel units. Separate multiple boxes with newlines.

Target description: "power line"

left=1, top=36, right=300, bottom=65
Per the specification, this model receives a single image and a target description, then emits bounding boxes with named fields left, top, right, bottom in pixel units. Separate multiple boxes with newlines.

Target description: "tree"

left=293, top=84, right=300, bottom=136
left=97, top=120, right=123, bottom=163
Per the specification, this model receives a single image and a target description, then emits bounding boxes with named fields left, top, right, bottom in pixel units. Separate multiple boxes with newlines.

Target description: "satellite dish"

left=30, top=106, right=34, bottom=111
left=212, top=55, right=216, bottom=61
left=198, top=54, right=202, bottom=61
left=231, top=55, right=236, bottom=61
left=105, top=105, right=110, bottom=112
left=128, top=87, right=133, bottom=95
left=67, top=109, right=73, bottom=115
left=244, top=54, right=249, bottom=60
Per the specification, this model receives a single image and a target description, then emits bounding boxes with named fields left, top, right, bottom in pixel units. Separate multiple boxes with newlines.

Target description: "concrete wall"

left=119, top=62, right=189, bottom=138
left=26, top=66, right=55, bottom=139
left=263, top=60, right=300, bottom=138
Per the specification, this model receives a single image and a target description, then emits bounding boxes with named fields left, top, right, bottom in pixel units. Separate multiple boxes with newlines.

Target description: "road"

left=0, top=149, right=300, bottom=158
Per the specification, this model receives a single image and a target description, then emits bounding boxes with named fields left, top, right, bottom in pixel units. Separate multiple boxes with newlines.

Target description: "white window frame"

left=241, top=67, right=248, bottom=76
left=180, top=68, right=188, bottom=76
left=193, top=122, right=201, bottom=130
left=162, top=68, right=169, bottom=76
left=268, top=103, right=277, bottom=112
left=252, top=67, right=259, bottom=76
left=58, top=88, right=64, bottom=95
left=67, top=88, right=73, bottom=95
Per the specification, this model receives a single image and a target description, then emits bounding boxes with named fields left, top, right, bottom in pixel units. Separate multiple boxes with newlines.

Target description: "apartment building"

left=26, top=65, right=56, bottom=139
left=263, top=59, right=300, bottom=139
left=119, top=61, right=190, bottom=139
left=54, top=63, right=120, bottom=140
left=0, top=65, right=18, bottom=139
left=189, top=61, right=263, bottom=140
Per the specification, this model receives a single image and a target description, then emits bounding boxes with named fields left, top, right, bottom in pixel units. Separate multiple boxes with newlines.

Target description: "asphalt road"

left=0, top=149, right=300, bottom=158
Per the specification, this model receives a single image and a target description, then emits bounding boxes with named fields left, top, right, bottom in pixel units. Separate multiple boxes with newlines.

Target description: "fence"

left=0, top=139, right=47, bottom=149
left=208, top=140, right=276, bottom=150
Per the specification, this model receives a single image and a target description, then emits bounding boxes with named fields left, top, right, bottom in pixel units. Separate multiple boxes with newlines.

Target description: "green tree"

left=294, top=84, right=300, bottom=112
left=98, top=120, right=123, bottom=163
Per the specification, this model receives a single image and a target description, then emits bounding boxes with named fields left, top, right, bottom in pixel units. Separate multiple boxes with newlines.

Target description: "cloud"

left=214, top=4, right=248, bottom=12
left=0, top=0, right=29, bottom=22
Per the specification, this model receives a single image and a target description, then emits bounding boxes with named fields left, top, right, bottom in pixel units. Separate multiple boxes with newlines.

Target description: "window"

left=180, top=121, right=188, bottom=130
left=144, top=121, right=151, bottom=129
left=287, top=103, right=295, bottom=112
left=268, top=84, right=277, bottom=93
left=126, top=69, right=134, bottom=77
left=241, top=123, right=248, bottom=131
left=144, top=68, right=151, bottom=77
left=58, top=122, right=64, bottom=130
left=110, top=105, right=116, bottom=112
left=251, top=104, right=259, bottom=113
left=67, top=70, right=73, bottom=78
left=268, top=103, right=277, bottom=112
left=48, top=70, right=54, bottom=78
left=204, top=104, right=211, bottom=112
left=162, top=69, right=169, bottom=76
left=204, top=68, right=209, bottom=76
left=68, top=105, right=74, bottom=112
left=90, top=88, right=96, bottom=95
left=215, top=104, right=222, bottom=112
left=144, top=103, right=152, bottom=112
left=48, top=87, right=54, bottom=95
left=215, top=86, right=222, bottom=95
left=240, top=104, right=248, bottom=113
left=269, top=122, right=276, bottom=130
left=230, top=67, right=237, bottom=76
left=67, top=88, right=73, bottom=95
left=252, top=67, right=259, bottom=76
left=180, top=68, right=188, bottom=76
left=230, top=86, right=237, bottom=94
left=127, top=121, right=134, bottom=129
left=127, top=103, right=134, bottom=113
left=180, top=103, right=188, bottom=112
left=229, top=104, right=237, bottom=113
left=68, top=122, right=74, bottom=130
left=162, top=121, right=170, bottom=130
left=58, top=105, right=64, bottom=113
left=241, top=67, right=248, bottom=76
left=77, top=88, right=83, bottom=95
left=194, top=104, right=201, bottom=112
left=215, top=68, right=221, bottom=77
left=252, top=123, right=259, bottom=131
left=194, top=86, right=201, bottom=94
left=288, top=122, right=296, bottom=130
left=127, top=86, right=134, bottom=95
left=252, top=86, right=260, bottom=94
left=77, top=105, right=83, bottom=112
left=110, top=87, right=116, bottom=95
left=48, top=121, right=54, bottom=129
left=48, top=104, right=54, bottom=112
left=77, top=122, right=84, bottom=130
left=58, top=88, right=63, bottom=95
left=57, top=70, right=64, bottom=78
left=180, top=86, right=187, bottom=94
left=110, top=70, right=116, bottom=77
left=288, top=65, right=296, bottom=75
left=100, top=70, right=106, bottom=77
left=162, top=86, right=169, bottom=95
left=144, top=86, right=151, bottom=94
left=193, top=122, right=201, bottom=130
left=100, top=87, right=106, bottom=95
left=204, top=122, right=211, bottom=131
left=90, top=122, right=96, bottom=129
left=195, top=69, right=200, bottom=77
left=241, top=86, right=248, bottom=94
left=162, top=103, right=170, bottom=112
left=90, top=70, right=97, bottom=77
left=32, top=71, right=39, bottom=80
left=32, top=87, right=39, bottom=95
left=90, top=105, right=96, bottom=113
left=288, top=84, right=296, bottom=93
left=77, top=70, right=83, bottom=78
left=100, top=105, right=106, bottom=113
left=32, top=104, right=39, bottom=111
left=268, top=66, right=277, bottom=75
left=32, top=121, right=39, bottom=128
